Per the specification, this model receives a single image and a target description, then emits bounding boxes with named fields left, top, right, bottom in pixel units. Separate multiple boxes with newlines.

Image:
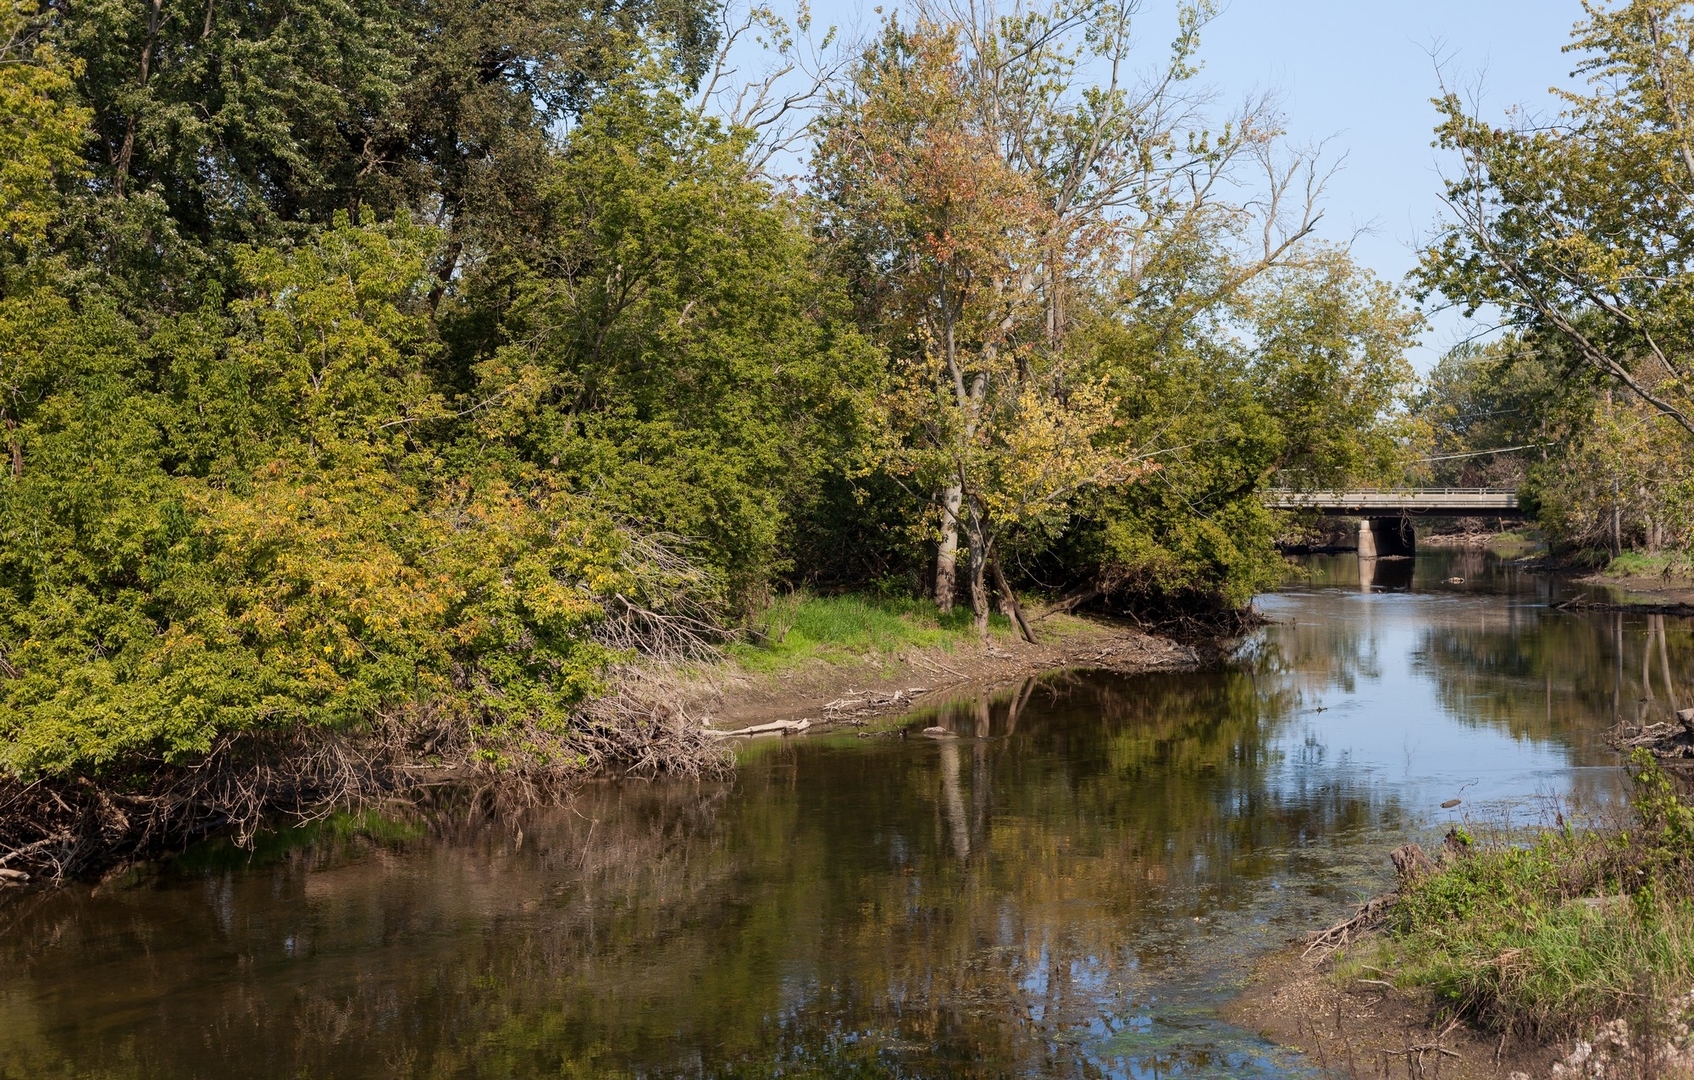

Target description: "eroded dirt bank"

left=1227, top=947, right=1556, bottom=1080
left=672, top=614, right=1205, bottom=734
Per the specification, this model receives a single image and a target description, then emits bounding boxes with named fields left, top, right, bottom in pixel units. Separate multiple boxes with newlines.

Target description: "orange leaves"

left=816, top=15, right=1127, bottom=554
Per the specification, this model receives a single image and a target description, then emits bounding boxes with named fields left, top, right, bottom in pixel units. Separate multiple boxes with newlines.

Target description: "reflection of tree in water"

left=1414, top=609, right=1693, bottom=762
left=0, top=671, right=1404, bottom=1079
left=1242, top=601, right=1383, bottom=697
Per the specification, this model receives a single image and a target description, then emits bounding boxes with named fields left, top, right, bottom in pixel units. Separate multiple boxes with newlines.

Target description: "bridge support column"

left=1357, top=517, right=1414, bottom=559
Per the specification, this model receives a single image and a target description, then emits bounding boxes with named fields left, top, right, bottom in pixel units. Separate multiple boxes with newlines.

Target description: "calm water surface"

left=1, top=551, right=1688, bottom=1079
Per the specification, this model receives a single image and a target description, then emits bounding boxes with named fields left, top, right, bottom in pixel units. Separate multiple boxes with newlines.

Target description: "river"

left=0, top=550, right=1685, bottom=1078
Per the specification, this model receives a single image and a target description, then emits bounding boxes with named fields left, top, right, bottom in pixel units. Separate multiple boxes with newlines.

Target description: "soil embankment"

left=1567, top=571, right=1694, bottom=614
left=1227, top=948, right=1553, bottom=1080
left=680, top=614, right=1201, bottom=734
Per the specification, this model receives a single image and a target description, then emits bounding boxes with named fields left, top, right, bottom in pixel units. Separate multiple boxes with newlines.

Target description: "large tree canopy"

left=1421, top=0, right=1694, bottom=440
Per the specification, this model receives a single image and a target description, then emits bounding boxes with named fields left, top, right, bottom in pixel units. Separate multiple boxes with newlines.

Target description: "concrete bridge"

left=1264, top=488, right=1524, bottom=557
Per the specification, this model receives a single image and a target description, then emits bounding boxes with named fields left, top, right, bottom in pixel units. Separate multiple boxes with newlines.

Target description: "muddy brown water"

left=0, top=551, right=1684, bottom=1078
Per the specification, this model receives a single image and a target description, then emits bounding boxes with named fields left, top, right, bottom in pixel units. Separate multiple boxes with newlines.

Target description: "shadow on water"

left=0, top=549, right=1684, bottom=1078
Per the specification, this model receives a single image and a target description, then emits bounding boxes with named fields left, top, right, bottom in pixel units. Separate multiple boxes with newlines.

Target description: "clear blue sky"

left=1186, top=1, right=1586, bottom=366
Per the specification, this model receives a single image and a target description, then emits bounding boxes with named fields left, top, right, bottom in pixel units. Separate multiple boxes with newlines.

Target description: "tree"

left=0, top=222, right=631, bottom=779
left=1064, top=250, right=1417, bottom=614
left=1420, top=0, right=1694, bottom=441
left=44, top=0, right=720, bottom=315
left=816, top=20, right=1147, bottom=637
left=815, top=2, right=1342, bottom=633
left=1410, top=335, right=1584, bottom=488
left=456, top=84, right=880, bottom=609
left=0, top=6, right=88, bottom=271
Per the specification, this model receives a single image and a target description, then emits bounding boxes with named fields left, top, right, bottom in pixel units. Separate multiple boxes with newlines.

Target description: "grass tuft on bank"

left=1602, top=551, right=1694, bottom=580
left=727, top=592, right=1015, bottom=672
left=1337, top=752, right=1694, bottom=1043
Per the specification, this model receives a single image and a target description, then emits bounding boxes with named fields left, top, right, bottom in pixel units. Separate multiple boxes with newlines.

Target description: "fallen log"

left=705, top=719, right=812, bottom=738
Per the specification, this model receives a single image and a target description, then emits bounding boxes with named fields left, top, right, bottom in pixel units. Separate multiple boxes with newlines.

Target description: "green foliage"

left=460, top=84, right=879, bottom=605
left=1356, top=755, right=1694, bottom=1033
left=1243, top=252, right=1421, bottom=488
left=0, top=7, right=89, bottom=267
left=1410, top=335, right=1584, bottom=488
left=0, top=224, right=634, bottom=778
left=0, top=0, right=1423, bottom=807
left=1418, top=0, right=1694, bottom=445
left=1065, top=251, right=1418, bottom=610
left=1413, top=328, right=1694, bottom=556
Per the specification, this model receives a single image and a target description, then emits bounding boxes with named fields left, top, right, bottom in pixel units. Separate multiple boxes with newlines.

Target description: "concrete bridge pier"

left=1357, top=517, right=1415, bottom=559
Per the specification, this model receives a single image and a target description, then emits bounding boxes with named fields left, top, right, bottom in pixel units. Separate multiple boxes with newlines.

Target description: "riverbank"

left=0, top=594, right=1205, bottom=886
left=678, top=605, right=1200, bottom=733
left=1228, top=945, right=1551, bottom=1079
left=1421, top=528, right=1537, bottom=550
left=1235, top=755, right=1694, bottom=1079
left=1572, top=558, right=1694, bottom=613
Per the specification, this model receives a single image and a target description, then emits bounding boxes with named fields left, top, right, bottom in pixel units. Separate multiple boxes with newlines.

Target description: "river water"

left=0, top=550, right=1687, bottom=1079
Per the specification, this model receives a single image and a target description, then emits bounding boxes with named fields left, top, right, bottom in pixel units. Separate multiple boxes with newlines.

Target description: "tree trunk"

left=967, top=527, right=989, bottom=641
left=935, top=483, right=962, bottom=613
left=114, top=0, right=165, bottom=197
left=989, top=555, right=1037, bottom=644
left=1612, top=475, right=1623, bottom=558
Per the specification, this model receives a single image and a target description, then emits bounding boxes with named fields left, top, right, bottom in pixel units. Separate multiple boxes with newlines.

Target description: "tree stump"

left=1391, top=843, right=1438, bottom=883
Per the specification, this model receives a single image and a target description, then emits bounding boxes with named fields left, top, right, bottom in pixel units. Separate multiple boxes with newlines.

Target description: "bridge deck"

left=1264, top=489, right=1522, bottom=516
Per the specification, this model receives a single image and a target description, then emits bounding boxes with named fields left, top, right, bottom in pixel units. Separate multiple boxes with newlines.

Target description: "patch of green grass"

left=727, top=592, right=1012, bottom=672
left=1486, top=529, right=1539, bottom=550
left=1603, top=551, right=1691, bottom=579
left=1339, top=754, right=1694, bottom=1037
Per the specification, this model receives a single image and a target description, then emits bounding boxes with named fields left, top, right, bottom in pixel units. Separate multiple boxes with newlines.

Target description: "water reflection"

left=0, top=551, right=1679, bottom=1079
left=1358, top=556, right=1414, bottom=592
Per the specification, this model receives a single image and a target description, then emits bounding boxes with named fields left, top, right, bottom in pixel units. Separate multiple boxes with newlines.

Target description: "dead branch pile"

left=1304, top=892, right=1400, bottom=958
left=1614, top=709, right=1694, bottom=758
left=1303, top=843, right=1445, bottom=958
left=591, top=528, right=735, bottom=660
left=0, top=672, right=729, bottom=884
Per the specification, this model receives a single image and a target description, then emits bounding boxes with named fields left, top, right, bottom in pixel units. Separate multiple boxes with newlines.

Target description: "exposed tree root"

left=0, top=674, right=729, bottom=883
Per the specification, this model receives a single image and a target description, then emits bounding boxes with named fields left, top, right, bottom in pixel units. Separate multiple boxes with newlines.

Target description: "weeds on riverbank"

left=1338, top=753, right=1694, bottom=1060
left=728, top=593, right=1015, bottom=672
left=1601, top=551, right=1694, bottom=582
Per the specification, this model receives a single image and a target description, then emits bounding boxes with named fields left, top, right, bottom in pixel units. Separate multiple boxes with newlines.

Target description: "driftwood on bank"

left=705, top=718, right=813, bottom=738
left=1613, top=708, right=1694, bottom=758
